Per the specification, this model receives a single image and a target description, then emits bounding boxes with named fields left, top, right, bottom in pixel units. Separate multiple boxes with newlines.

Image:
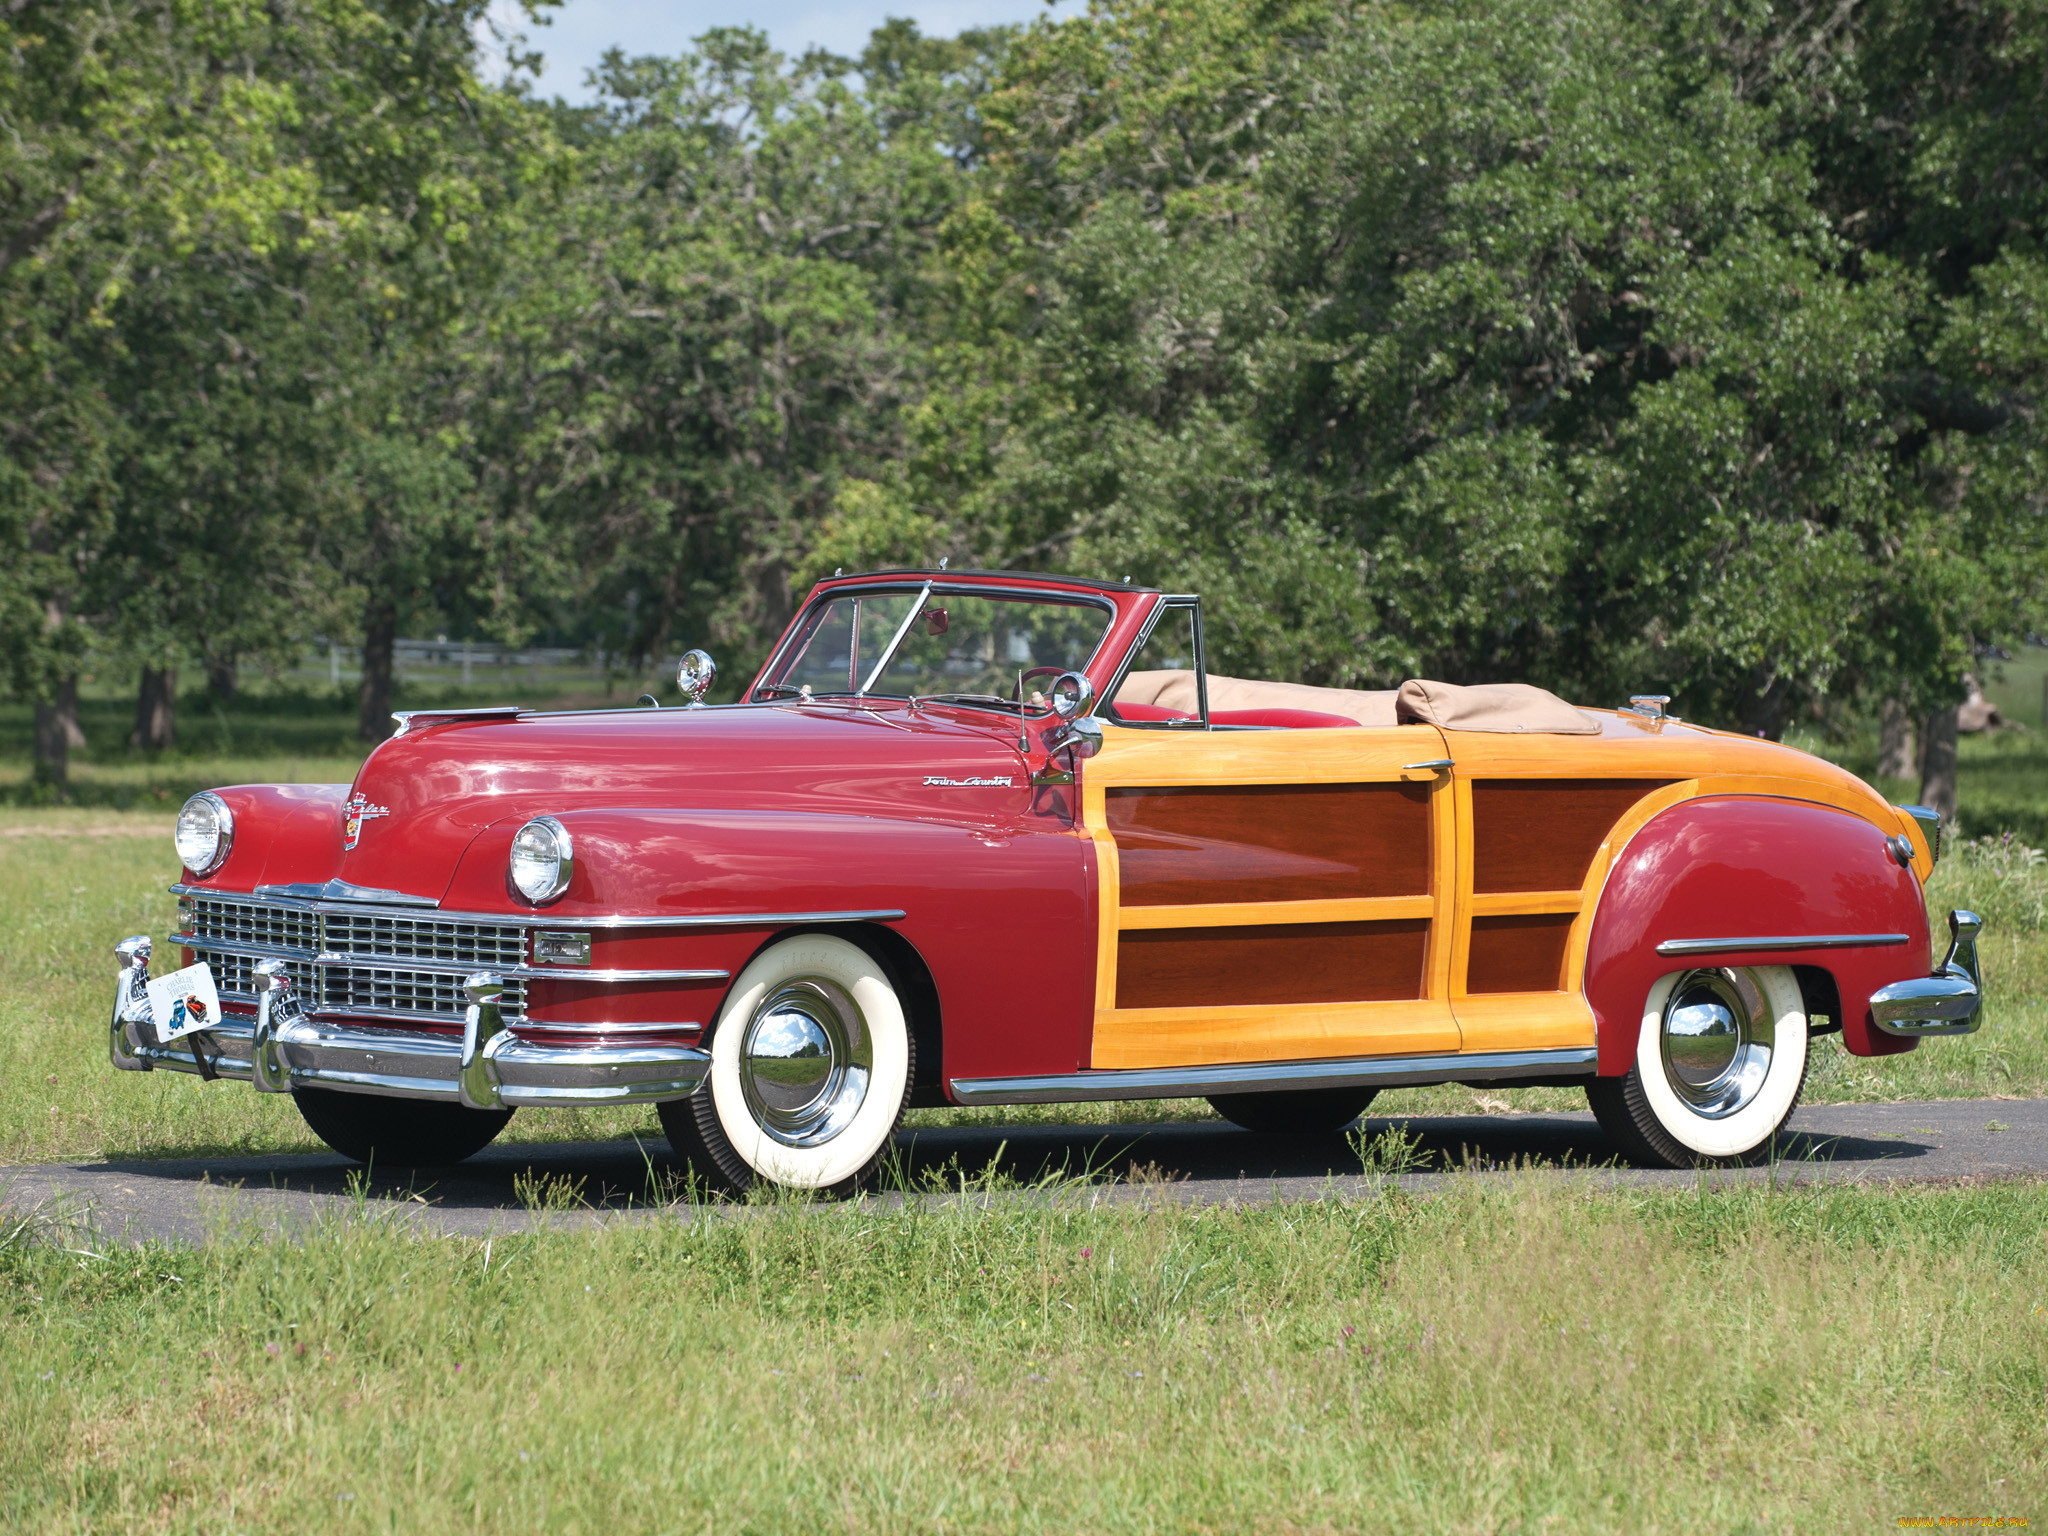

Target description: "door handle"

left=1402, top=758, right=1454, bottom=772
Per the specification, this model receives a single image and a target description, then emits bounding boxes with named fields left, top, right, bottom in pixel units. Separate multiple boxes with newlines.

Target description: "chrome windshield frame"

left=857, top=579, right=934, bottom=696
left=754, top=580, right=1121, bottom=709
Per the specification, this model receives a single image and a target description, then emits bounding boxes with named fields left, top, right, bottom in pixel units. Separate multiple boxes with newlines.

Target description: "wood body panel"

left=1452, top=993, right=1597, bottom=1054
left=1119, top=895, right=1433, bottom=929
left=1471, top=780, right=1676, bottom=893
left=1081, top=723, right=1456, bottom=1068
left=1089, top=999, right=1460, bottom=1070
left=1115, top=919, right=1428, bottom=1010
left=1108, top=782, right=1430, bottom=906
left=1077, top=710, right=1917, bottom=1074
left=1465, top=912, right=1576, bottom=993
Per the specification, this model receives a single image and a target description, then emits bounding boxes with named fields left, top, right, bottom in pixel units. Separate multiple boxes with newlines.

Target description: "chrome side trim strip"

left=173, top=885, right=905, bottom=932
left=512, top=1020, right=701, bottom=1036
left=497, top=908, right=909, bottom=932
left=947, top=1048, right=1599, bottom=1106
left=314, top=951, right=728, bottom=984
left=1655, top=933, right=1909, bottom=957
left=254, top=880, right=439, bottom=907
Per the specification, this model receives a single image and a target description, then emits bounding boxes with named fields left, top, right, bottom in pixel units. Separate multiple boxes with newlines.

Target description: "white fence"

left=306, top=638, right=680, bottom=687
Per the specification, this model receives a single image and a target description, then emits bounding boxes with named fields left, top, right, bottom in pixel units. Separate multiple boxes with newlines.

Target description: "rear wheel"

left=1586, top=965, right=1809, bottom=1168
left=659, top=934, right=913, bottom=1195
left=1207, top=1087, right=1377, bottom=1135
left=292, top=1087, right=512, bottom=1167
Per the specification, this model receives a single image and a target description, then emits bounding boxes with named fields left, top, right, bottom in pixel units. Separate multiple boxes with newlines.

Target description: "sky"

left=477, top=0, right=1063, bottom=102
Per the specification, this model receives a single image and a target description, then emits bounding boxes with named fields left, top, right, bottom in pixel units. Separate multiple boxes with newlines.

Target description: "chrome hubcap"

left=738, top=978, right=873, bottom=1147
left=1660, top=968, right=1775, bottom=1119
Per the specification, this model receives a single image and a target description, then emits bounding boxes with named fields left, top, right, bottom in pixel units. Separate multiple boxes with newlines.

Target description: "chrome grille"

left=319, top=966, right=526, bottom=1023
left=321, top=913, right=526, bottom=970
left=176, top=892, right=530, bottom=1024
left=184, top=896, right=317, bottom=953
left=191, top=948, right=313, bottom=1003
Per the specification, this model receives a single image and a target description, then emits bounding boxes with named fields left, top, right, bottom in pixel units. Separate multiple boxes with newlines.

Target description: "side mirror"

left=1048, top=671, right=1094, bottom=721
left=1047, top=715, right=1105, bottom=759
left=678, top=649, right=717, bottom=707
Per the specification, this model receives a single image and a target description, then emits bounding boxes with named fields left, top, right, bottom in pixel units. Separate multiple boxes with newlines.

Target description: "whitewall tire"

left=658, top=934, right=912, bottom=1194
left=1586, top=965, right=1809, bottom=1168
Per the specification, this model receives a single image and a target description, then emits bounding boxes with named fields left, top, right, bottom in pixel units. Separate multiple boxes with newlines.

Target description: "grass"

left=1, top=1175, right=2042, bottom=1531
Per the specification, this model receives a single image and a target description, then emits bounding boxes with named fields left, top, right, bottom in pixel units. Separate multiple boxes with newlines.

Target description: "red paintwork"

left=1585, top=796, right=1931, bottom=1069
left=174, top=569, right=1953, bottom=1099
left=180, top=782, right=351, bottom=888
left=443, top=806, right=1098, bottom=1078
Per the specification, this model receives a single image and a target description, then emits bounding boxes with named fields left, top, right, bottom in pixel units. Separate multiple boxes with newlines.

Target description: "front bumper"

left=1870, top=908, right=1985, bottom=1038
left=108, top=950, right=707, bottom=1108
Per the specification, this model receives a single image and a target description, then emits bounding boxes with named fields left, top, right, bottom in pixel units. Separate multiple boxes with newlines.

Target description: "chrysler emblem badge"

left=342, top=792, right=390, bottom=851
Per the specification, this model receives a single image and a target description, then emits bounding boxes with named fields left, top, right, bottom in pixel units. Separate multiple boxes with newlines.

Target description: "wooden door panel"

left=1081, top=725, right=1458, bottom=1069
left=1115, top=919, right=1428, bottom=1009
left=1108, top=782, right=1431, bottom=905
left=1471, top=780, right=1675, bottom=892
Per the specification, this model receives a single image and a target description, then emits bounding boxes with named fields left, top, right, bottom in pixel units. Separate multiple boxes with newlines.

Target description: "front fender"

left=1584, top=796, right=1932, bottom=1071
left=442, top=806, right=1097, bottom=1083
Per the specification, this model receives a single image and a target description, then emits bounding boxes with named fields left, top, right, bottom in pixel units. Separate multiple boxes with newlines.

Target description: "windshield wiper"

left=916, top=692, right=1018, bottom=711
left=753, top=682, right=807, bottom=700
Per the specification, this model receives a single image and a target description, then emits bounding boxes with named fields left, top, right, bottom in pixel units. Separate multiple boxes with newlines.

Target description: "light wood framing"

left=1080, top=713, right=1917, bottom=1072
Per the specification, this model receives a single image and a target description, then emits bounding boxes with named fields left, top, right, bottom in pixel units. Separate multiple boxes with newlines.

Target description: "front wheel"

left=659, top=933, right=913, bottom=1195
left=1586, top=965, right=1809, bottom=1168
left=293, top=1087, right=513, bottom=1167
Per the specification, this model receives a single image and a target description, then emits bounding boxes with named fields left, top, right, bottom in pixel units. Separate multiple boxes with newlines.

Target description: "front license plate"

left=145, top=961, right=223, bottom=1042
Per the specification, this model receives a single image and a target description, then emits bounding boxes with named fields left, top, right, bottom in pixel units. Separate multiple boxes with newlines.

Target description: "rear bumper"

left=1869, top=974, right=1982, bottom=1037
left=1869, top=908, right=1985, bottom=1038
left=110, top=1010, right=708, bottom=1107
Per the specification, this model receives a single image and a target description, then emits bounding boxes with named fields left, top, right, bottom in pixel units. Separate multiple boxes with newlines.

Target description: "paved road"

left=4, top=1097, right=2042, bottom=1245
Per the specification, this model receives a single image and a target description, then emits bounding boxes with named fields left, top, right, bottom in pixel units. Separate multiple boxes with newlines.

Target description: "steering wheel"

left=1014, top=665, right=1064, bottom=702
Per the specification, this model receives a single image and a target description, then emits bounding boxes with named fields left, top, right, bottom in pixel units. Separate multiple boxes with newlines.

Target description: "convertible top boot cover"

left=1114, top=670, right=1600, bottom=733
left=1115, top=670, right=1401, bottom=726
left=1394, top=678, right=1601, bottom=734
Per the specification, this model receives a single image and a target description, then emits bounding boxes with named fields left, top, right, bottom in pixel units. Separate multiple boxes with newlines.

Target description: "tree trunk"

left=358, top=594, right=398, bottom=742
left=1736, top=673, right=1792, bottom=741
left=205, top=652, right=237, bottom=702
left=32, top=676, right=79, bottom=796
left=130, top=666, right=177, bottom=750
left=1917, top=705, right=1960, bottom=821
left=1877, top=699, right=1917, bottom=780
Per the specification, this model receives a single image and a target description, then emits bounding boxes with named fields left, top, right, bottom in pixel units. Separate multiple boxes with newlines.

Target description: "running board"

left=946, top=1048, right=1599, bottom=1106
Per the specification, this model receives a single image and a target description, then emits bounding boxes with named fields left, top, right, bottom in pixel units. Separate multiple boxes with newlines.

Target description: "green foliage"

left=4, top=0, right=2047, bottom=747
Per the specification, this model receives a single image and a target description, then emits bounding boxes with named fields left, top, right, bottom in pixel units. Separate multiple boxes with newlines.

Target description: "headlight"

left=174, top=792, right=234, bottom=875
left=509, top=816, right=573, bottom=903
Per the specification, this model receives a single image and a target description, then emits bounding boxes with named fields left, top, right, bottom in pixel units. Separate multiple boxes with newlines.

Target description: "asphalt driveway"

left=4, top=1096, right=2042, bottom=1245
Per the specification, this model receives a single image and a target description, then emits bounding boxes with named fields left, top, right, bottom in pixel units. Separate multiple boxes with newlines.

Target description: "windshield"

left=758, top=588, right=1113, bottom=709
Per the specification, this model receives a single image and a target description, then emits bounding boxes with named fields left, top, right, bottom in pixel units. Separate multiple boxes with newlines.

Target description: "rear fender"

left=1584, top=797, right=1931, bottom=1071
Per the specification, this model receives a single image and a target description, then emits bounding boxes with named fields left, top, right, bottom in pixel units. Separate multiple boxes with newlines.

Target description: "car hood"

left=328, top=703, right=1032, bottom=902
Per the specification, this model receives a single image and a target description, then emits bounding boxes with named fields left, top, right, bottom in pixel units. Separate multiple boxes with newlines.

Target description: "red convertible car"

left=110, top=569, right=1983, bottom=1186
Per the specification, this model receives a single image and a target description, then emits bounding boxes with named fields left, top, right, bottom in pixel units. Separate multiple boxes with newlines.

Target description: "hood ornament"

left=342, top=791, right=390, bottom=851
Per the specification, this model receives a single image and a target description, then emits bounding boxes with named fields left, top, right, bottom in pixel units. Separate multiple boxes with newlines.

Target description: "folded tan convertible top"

left=1113, top=671, right=1600, bottom=734
left=1392, top=678, right=1600, bottom=735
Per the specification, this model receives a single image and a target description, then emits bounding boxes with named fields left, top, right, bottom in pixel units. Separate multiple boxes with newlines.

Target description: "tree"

left=459, top=28, right=974, bottom=688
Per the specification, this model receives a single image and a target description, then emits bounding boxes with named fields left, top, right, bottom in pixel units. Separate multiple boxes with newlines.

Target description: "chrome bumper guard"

left=108, top=944, right=707, bottom=1107
left=1870, top=909, right=1985, bottom=1038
